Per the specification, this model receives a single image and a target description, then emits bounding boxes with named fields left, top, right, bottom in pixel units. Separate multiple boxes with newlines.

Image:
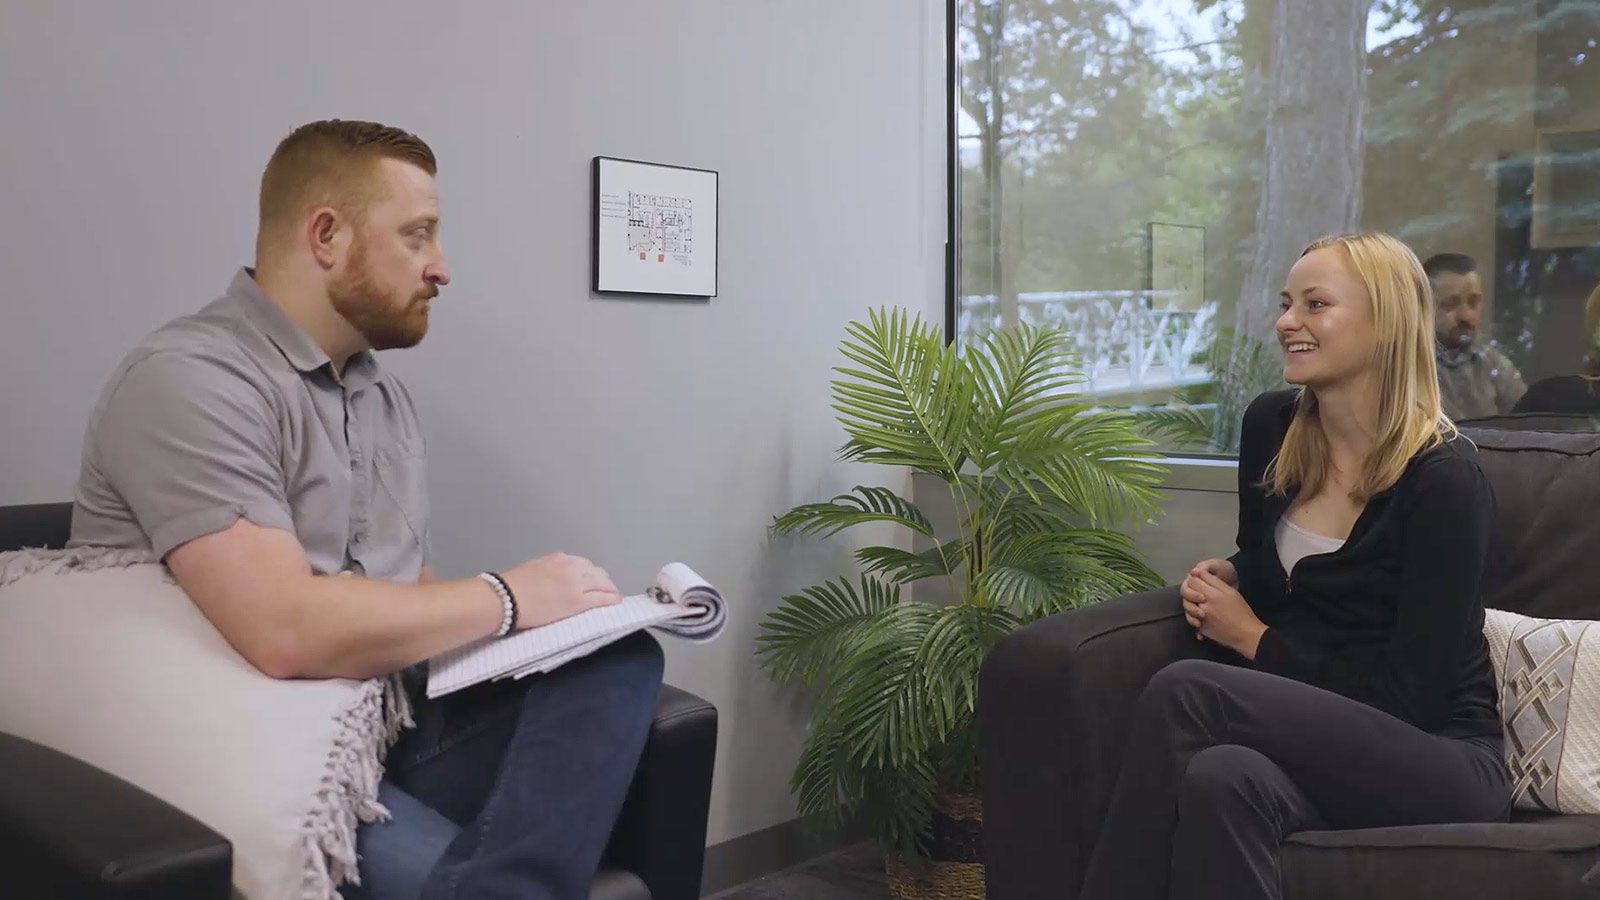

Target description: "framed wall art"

left=592, top=156, right=719, bottom=298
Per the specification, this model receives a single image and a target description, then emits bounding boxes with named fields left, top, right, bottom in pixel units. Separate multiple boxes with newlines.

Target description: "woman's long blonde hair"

left=1581, top=282, right=1600, bottom=386
left=1265, top=232, right=1456, bottom=501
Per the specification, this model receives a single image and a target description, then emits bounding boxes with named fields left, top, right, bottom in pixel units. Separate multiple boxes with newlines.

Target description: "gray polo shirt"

left=1436, top=339, right=1527, bottom=422
left=69, top=268, right=429, bottom=582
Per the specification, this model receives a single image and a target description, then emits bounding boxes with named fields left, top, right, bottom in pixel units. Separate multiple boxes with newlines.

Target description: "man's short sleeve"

left=93, top=351, right=295, bottom=558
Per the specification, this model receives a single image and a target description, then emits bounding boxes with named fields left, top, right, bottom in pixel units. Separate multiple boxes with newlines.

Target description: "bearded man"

left=68, top=119, right=662, bottom=900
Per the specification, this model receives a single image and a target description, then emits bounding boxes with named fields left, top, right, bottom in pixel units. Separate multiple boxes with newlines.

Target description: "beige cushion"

left=1484, top=607, right=1600, bottom=813
left=0, top=554, right=410, bottom=900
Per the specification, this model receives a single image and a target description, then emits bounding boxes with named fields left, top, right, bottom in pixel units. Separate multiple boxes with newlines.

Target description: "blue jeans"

left=342, top=631, right=665, bottom=900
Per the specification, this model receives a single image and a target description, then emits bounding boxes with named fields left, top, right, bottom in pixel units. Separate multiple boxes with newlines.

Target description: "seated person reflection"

left=1514, top=281, right=1600, bottom=417
left=1426, top=252, right=1525, bottom=419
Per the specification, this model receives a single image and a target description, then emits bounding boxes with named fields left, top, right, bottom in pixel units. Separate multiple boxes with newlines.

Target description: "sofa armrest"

left=603, top=683, right=718, bottom=900
left=978, top=586, right=1231, bottom=900
left=0, top=730, right=232, bottom=900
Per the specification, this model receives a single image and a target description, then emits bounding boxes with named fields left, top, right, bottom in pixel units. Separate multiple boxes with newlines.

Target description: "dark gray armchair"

left=979, top=427, right=1600, bottom=899
left=0, top=502, right=717, bottom=900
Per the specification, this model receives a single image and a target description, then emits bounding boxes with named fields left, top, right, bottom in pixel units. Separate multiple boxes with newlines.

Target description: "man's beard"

left=329, top=242, right=436, bottom=351
left=1440, top=325, right=1475, bottom=350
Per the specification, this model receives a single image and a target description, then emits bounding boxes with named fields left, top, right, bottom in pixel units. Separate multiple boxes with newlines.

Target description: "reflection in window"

left=953, top=0, right=1600, bottom=452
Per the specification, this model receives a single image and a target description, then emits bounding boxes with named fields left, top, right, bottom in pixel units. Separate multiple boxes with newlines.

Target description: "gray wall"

left=1140, top=487, right=1238, bottom=584
left=0, top=1, right=946, bottom=845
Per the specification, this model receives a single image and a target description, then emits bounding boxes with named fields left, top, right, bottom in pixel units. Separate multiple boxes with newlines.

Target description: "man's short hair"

left=1421, top=252, right=1477, bottom=280
left=258, top=120, right=436, bottom=239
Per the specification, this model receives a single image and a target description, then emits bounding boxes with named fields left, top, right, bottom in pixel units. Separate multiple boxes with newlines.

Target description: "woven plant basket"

left=884, top=790, right=985, bottom=900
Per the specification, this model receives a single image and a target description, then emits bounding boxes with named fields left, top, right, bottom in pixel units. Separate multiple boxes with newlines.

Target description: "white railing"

left=958, top=290, right=1217, bottom=397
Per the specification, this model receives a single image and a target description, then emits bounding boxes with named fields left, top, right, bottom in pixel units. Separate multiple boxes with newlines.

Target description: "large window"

left=952, top=0, right=1600, bottom=453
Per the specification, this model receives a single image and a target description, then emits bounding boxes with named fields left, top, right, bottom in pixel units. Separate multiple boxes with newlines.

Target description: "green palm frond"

left=972, top=560, right=1071, bottom=615
left=999, top=408, right=1167, bottom=526
left=815, top=603, right=944, bottom=770
left=793, top=715, right=856, bottom=828
left=983, top=530, right=1160, bottom=618
left=792, top=699, right=941, bottom=858
left=755, top=576, right=900, bottom=686
left=1047, top=527, right=1160, bottom=586
left=832, top=308, right=975, bottom=477
left=985, top=499, right=1084, bottom=545
left=855, top=539, right=965, bottom=583
left=975, top=477, right=1080, bottom=545
left=857, top=754, right=940, bottom=857
left=915, top=604, right=1016, bottom=725
left=1130, top=403, right=1213, bottom=447
left=772, top=486, right=934, bottom=539
left=964, top=324, right=1088, bottom=467
left=788, top=600, right=1025, bottom=857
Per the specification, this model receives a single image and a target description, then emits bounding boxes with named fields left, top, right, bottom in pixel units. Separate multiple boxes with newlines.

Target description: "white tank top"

left=1275, top=515, right=1345, bottom=575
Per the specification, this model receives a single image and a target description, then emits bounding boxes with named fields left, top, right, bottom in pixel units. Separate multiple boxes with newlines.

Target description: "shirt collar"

left=230, top=267, right=384, bottom=391
left=1436, top=338, right=1485, bottom=367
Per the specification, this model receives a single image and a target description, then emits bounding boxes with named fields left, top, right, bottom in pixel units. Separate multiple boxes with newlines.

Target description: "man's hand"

left=499, top=553, right=623, bottom=630
left=1180, top=567, right=1266, bottom=658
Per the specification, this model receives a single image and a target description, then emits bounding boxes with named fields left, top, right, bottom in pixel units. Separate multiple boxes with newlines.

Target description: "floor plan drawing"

left=593, top=156, right=717, bottom=296
left=626, top=191, right=694, bottom=260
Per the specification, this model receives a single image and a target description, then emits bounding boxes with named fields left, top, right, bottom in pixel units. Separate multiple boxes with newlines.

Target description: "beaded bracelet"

left=478, top=571, right=518, bottom=638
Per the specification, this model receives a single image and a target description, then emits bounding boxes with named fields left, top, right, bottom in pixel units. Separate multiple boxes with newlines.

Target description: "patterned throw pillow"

left=1483, top=608, right=1600, bottom=813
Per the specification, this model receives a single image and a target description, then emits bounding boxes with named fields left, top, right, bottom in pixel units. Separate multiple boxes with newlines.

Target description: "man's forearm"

left=164, top=521, right=506, bottom=681
left=281, top=574, right=503, bottom=680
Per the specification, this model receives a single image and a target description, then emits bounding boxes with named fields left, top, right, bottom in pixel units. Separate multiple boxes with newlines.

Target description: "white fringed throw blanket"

left=0, top=547, right=413, bottom=899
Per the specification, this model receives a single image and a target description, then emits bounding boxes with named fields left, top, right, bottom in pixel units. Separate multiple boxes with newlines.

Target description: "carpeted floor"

left=706, top=842, right=886, bottom=900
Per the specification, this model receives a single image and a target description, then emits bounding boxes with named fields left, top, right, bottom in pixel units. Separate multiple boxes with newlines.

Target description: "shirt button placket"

left=346, top=392, right=368, bottom=551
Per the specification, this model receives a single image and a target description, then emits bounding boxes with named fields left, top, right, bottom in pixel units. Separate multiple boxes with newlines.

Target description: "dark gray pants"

left=1078, top=658, right=1510, bottom=900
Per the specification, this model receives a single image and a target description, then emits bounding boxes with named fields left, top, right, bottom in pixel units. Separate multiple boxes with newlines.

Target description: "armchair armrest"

left=603, top=683, right=718, bottom=900
left=0, top=730, right=232, bottom=900
left=978, top=586, right=1231, bottom=900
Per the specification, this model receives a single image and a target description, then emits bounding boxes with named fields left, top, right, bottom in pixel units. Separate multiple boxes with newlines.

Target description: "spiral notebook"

left=426, top=563, right=725, bottom=698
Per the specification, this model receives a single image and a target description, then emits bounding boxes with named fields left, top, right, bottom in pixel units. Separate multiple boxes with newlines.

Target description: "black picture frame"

left=591, top=156, right=720, bottom=299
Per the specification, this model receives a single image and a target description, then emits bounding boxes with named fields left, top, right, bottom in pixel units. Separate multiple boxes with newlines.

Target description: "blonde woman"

left=1513, top=280, right=1600, bottom=415
left=1078, top=233, right=1509, bottom=900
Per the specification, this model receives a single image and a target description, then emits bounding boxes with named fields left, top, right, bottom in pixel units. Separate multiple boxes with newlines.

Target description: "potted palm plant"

left=756, top=307, right=1169, bottom=899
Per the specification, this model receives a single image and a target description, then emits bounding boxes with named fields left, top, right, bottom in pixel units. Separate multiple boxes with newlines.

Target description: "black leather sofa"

left=0, top=502, right=717, bottom=900
left=979, top=426, right=1600, bottom=899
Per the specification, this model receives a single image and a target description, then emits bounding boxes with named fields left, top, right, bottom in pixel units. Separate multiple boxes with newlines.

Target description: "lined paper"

left=427, top=563, right=724, bottom=698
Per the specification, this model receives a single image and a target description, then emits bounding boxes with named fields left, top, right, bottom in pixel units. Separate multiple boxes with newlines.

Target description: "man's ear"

left=307, top=207, right=345, bottom=270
